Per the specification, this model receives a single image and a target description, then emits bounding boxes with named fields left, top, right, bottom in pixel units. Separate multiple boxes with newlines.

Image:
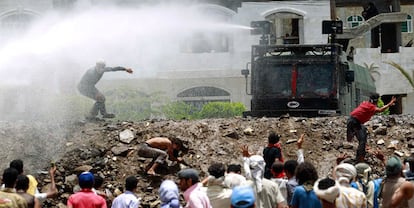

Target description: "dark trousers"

left=78, top=85, right=107, bottom=116
left=347, top=116, right=368, bottom=160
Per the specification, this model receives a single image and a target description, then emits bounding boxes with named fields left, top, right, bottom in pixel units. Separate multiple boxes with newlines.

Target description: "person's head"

left=231, top=185, right=256, bottom=208
left=268, top=132, right=280, bottom=144
left=227, top=164, right=242, bottom=174
left=314, top=177, right=340, bottom=204
left=284, top=160, right=298, bottom=178
left=271, top=161, right=284, bottom=178
left=169, top=137, right=188, bottom=157
left=208, top=163, right=226, bottom=179
left=125, top=176, right=138, bottom=192
left=296, top=161, right=318, bottom=185
left=333, top=163, right=357, bottom=185
left=177, top=168, right=199, bottom=191
left=2, top=168, right=19, bottom=188
left=78, top=171, right=94, bottom=189
left=95, top=59, right=106, bottom=71
left=15, top=175, right=30, bottom=191
left=386, top=156, right=403, bottom=178
left=369, top=93, right=380, bottom=104
left=355, top=163, right=372, bottom=183
left=159, top=180, right=180, bottom=208
left=9, top=159, right=24, bottom=174
left=93, top=175, right=104, bottom=189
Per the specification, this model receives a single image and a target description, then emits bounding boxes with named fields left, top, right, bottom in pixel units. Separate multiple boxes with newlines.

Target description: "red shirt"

left=67, top=189, right=107, bottom=208
left=350, top=101, right=377, bottom=124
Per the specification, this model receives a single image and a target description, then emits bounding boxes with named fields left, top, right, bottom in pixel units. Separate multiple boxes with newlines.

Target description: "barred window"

left=347, top=15, right=364, bottom=28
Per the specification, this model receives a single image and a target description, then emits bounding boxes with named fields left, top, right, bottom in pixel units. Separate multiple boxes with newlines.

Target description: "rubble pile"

left=3, top=115, right=414, bottom=207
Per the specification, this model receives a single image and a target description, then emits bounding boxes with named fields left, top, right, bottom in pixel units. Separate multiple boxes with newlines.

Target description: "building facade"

left=0, top=0, right=413, bottom=116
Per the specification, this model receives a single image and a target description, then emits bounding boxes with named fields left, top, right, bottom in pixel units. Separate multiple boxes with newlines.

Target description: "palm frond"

left=384, top=61, right=414, bottom=89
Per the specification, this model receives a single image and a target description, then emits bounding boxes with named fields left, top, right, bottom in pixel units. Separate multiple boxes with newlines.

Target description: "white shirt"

left=111, top=191, right=140, bottom=208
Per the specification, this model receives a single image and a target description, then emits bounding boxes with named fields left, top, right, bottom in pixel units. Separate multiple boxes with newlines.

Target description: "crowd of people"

left=0, top=92, right=410, bottom=208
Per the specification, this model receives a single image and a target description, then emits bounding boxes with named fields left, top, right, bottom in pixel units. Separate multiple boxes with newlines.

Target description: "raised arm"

left=103, top=67, right=133, bottom=73
left=376, top=96, right=396, bottom=113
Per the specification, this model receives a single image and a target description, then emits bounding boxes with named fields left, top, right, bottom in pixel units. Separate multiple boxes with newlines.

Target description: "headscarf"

left=159, top=180, right=180, bottom=208
left=224, top=173, right=247, bottom=189
left=334, top=163, right=357, bottom=185
left=244, top=155, right=265, bottom=192
left=313, top=179, right=340, bottom=203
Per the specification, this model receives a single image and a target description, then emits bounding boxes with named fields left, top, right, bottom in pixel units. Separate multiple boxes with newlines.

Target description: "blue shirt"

left=290, top=185, right=322, bottom=208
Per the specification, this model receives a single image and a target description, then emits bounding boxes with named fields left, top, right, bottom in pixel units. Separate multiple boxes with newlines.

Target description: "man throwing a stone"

left=78, top=60, right=133, bottom=119
left=347, top=93, right=396, bottom=162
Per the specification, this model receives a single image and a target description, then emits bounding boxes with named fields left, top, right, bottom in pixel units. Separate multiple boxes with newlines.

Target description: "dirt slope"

left=2, top=115, right=413, bottom=207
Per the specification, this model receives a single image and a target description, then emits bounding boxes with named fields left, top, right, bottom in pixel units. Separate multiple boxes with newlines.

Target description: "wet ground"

left=1, top=115, right=413, bottom=207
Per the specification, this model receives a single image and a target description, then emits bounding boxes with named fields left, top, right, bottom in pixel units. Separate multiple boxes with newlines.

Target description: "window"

left=401, top=15, right=412, bottom=33
left=347, top=15, right=364, bottom=28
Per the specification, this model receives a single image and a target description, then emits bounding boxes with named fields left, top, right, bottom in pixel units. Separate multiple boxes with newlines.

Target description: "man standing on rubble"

left=347, top=93, right=396, bottom=162
left=78, top=60, right=133, bottom=119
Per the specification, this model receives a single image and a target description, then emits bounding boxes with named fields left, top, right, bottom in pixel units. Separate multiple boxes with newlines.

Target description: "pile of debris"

left=11, top=115, right=414, bottom=207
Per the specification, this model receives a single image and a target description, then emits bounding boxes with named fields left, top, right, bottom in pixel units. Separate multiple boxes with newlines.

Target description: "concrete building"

left=0, top=0, right=413, bottom=116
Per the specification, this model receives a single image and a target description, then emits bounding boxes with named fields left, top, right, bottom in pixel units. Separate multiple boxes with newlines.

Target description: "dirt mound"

left=3, top=115, right=413, bottom=207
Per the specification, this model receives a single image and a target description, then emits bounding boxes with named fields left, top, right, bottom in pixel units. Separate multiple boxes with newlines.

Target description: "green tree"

left=162, top=101, right=198, bottom=120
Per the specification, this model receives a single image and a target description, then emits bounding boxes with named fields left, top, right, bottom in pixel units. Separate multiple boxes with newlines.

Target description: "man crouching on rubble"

left=138, top=137, right=188, bottom=175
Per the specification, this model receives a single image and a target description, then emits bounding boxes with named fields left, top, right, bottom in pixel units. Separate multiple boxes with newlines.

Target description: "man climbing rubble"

left=346, top=93, right=396, bottom=162
left=78, top=60, right=133, bottom=119
left=138, top=137, right=188, bottom=176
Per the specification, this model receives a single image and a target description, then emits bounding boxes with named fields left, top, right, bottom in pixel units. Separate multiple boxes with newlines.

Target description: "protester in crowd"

left=313, top=177, right=340, bottom=208
left=241, top=145, right=288, bottom=208
left=111, top=176, right=140, bottom=208
left=230, top=185, right=256, bottom=208
left=351, top=162, right=382, bottom=208
left=0, top=167, right=28, bottom=208
left=403, top=154, right=414, bottom=180
left=291, top=161, right=321, bottom=208
left=270, top=135, right=305, bottom=202
left=270, top=161, right=288, bottom=201
left=77, top=60, right=133, bottom=119
left=93, top=175, right=108, bottom=200
left=346, top=93, right=396, bottom=162
left=202, top=163, right=232, bottom=208
left=159, top=180, right=180, bottom=208
left=263, top=132, right=284, bottom=179
left=138, top=137, right=188, bottom=176
left=9, top=159, right=58, bottom=204
left=177, top=168, right=211, bottom=208
left=224, top=164, right=247, bottom=189
left=380, top=156, right=414, bottom=207
left=16, top=175, right=41, bottom=208
left=67, top=171, right=107, bottom=208
left=333, top=163, right=367, bottom=208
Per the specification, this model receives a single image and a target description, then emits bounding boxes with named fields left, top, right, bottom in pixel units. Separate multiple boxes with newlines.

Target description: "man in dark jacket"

left=78, top=60, right=133, bottom=119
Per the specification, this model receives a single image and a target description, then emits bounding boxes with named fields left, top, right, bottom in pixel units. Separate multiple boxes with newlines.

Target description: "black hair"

left=268, top=132, right=280, bottom=144
left=9, top=159, right=24, bottom=174
left=284, top=160, right=298, bottom=175
left=369, top=93, right=380, bottom=103
left=170, top=137, right=189, bottom=156
left=296, top=161, right=318, bottom=185
left=15, top=175, right=29, bottom=191
left=93, top=175, right=104, bottom=189
left=227, top=164, right=242, bottom=174
left=318, top=177, right=336, bottom=190
left=208, top=163, right=226, bottom=178
left=125, top=176, right=138, bottom=191
left=3, top=168, right=19, bottom=188
left=271, top=161, right=284, bottom=174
